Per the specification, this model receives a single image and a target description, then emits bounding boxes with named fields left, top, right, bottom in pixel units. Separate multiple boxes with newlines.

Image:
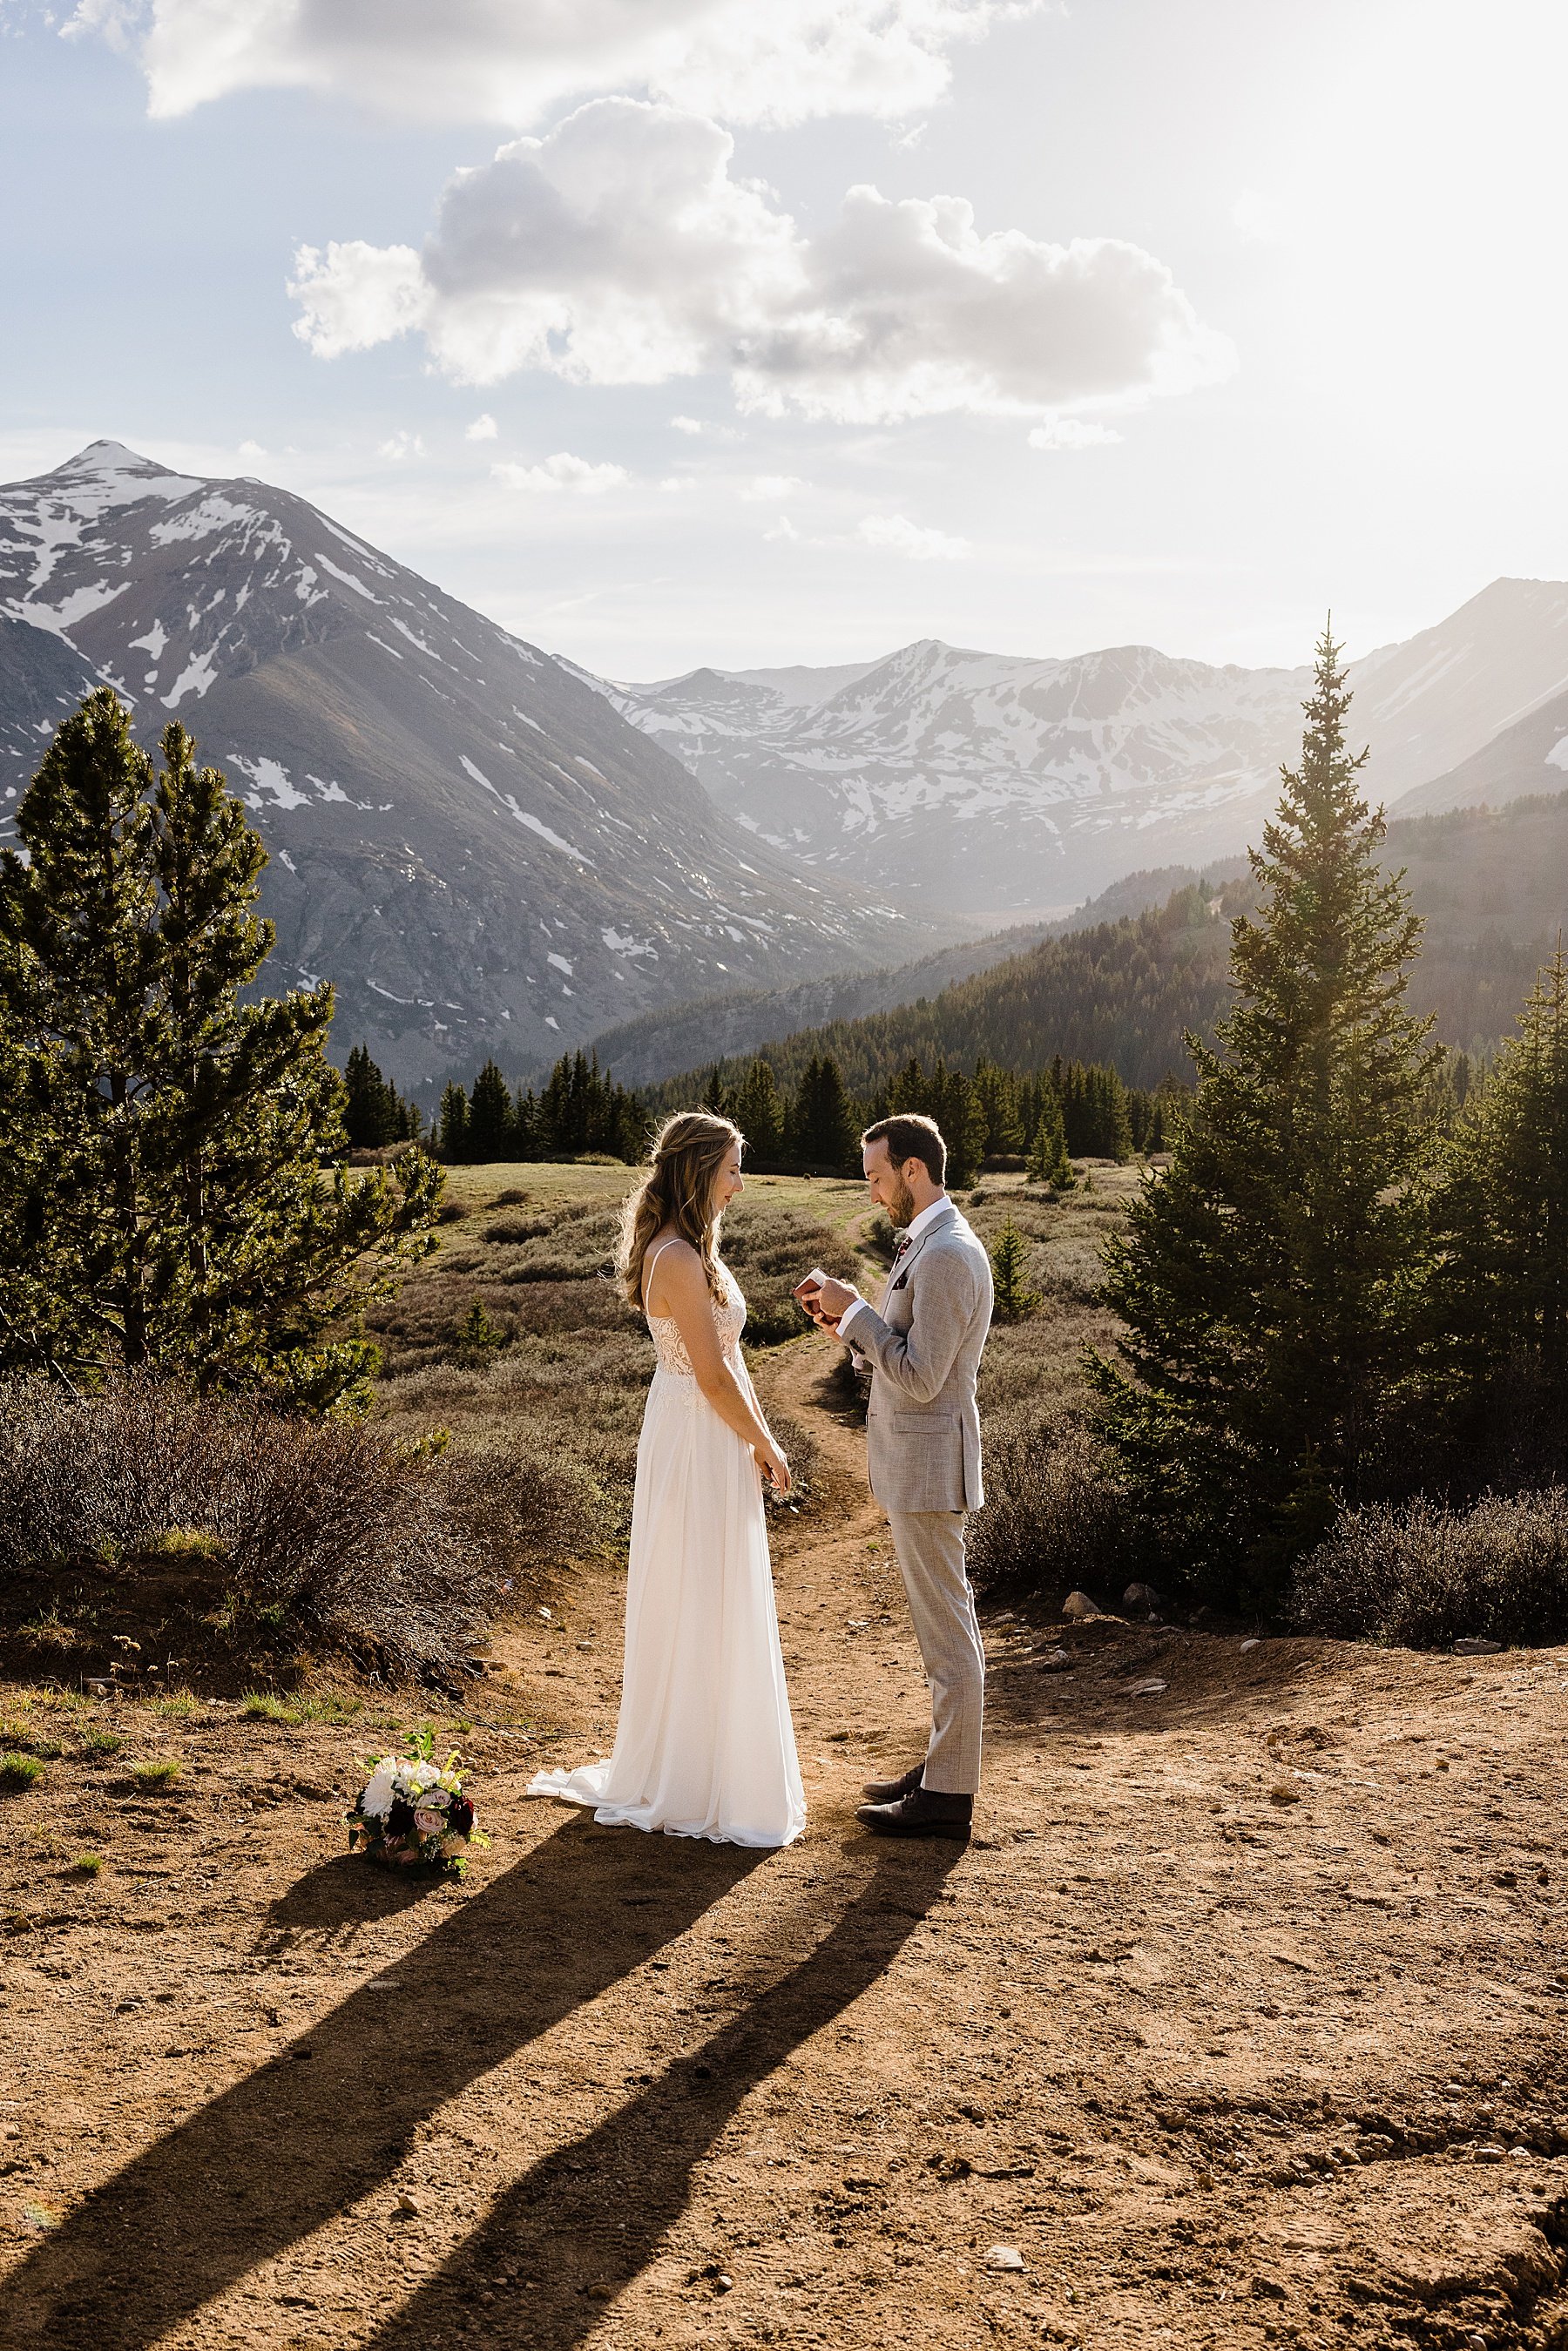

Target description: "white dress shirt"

left=838, top=1196, right=949, bottom=1340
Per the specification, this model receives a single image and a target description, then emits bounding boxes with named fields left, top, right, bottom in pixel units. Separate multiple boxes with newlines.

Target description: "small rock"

left=1123, top=1583, right=1159, bottom=1614
left=1269, top=1780, right=1303, bottom=1806
left=715, top=2275, right=733, bottom=2294
left=395, top=2193, right=421, bottom=2215
left=1036, top=1647, right=1072, bottom=1672
left=1494, top=1868, right=1517, bottom=1888
left=1239, top=1638, right=1261, bottom=1652
left=1510, top=2145, right=1535, bottom=2159
left=1062, top=1592, right=1102, bottom=1621
left=1130, top=1679, right=1167, bottom=1696
left=984, top=2245, right=1026, bottom=2272
left=1454, top=1637, right=1502, bottom=1656
left=1473, top=2145, right=1507, bottom=2164
left=1251, top=2275, right=1287, bottom=2299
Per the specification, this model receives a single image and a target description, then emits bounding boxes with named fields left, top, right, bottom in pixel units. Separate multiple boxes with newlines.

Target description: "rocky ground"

left=2, top=1311, right=1566, bottom=2348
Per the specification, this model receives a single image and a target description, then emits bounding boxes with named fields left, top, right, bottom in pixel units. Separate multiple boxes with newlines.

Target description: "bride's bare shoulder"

left=643, top=1230, right=703, bottom=1311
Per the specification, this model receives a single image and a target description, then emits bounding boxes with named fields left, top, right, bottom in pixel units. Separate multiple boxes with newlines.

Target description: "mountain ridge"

left=0, top=442, right=936, bottom=1084
left=599, top=578, right=1568, bottom=919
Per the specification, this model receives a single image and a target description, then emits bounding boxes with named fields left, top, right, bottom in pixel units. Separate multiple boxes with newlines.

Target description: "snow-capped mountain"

left=0, top=443, right=926, bottom=1083
left=602, top=579, right=1568, bottom=915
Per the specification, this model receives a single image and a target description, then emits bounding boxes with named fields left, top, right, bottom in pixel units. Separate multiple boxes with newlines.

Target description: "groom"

left=805, top=1115, right=993, bottom=1838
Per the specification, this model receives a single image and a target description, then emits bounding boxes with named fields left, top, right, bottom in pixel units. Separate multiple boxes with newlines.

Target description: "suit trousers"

left=885, top=1508, right=984, bottom=1794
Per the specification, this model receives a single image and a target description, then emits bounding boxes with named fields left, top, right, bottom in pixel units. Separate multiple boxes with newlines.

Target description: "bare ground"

left=2, top=1325, right=1567, bottom=2351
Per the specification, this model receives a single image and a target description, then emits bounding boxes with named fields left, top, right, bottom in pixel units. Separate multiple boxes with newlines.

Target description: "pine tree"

left=1090, top=627, right=1440, bottom=1594
left=343, top=1044, right=399, bottom=1148
left=438, top=1080, right=470, bottom=1162
left=789, top=1056, right=858, bottom=1172
left=973, top=1055, right=1025, bottom=1158
left=1026, top=1088, right=1075, bottom=1190
left=1432, top=945, right=1568, bottom=1476
left=733, top=1057, right=785, bottom=1164
left=989, top=1215, right=1041, bottom=1322
left=466, top=1059, right=514, bottom=1161
left=0, top=692, right=438, bottom=1410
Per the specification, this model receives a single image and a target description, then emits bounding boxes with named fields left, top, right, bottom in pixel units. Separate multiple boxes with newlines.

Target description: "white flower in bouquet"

left=360, top=1758, right=398, bottom=1820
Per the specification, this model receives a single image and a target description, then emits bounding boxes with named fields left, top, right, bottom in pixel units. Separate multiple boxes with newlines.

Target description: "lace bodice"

left=646, top=1253, right=747, bottom=1377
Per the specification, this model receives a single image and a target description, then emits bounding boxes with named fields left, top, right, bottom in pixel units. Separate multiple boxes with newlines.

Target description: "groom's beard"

left=887, top=1176, right=916, bottom=1229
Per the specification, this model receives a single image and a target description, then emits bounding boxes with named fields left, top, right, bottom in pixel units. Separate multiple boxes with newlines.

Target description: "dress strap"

left=642, top=1236, right=682, bottom=1315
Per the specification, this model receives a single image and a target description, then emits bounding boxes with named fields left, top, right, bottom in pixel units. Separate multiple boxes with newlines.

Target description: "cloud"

left=856, top=512, right=969, bottom=559
left=492, top=451, right=631, bottom=493
left=760, top=510, right=967, bottom=558
left=290, top=98, right=1232, bottom=426
left=83, top=0, right=1030, bottom=129
left=670, top=415, right=706, bottom=434
left=740, top=474, right=805, bottom=501
left=465, top=412, right=498, bottom=441
left=376, top=429, right=424, bottom=459
left=1027, top=415, right=1123, bottom=449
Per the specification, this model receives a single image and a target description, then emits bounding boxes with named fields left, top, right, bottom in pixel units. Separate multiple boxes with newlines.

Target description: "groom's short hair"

left=862, top=1113, right=946, bottom=1186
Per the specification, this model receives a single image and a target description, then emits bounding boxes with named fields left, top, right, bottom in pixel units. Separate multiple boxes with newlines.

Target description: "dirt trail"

left=3, top=1326, right=1568, bottom=2350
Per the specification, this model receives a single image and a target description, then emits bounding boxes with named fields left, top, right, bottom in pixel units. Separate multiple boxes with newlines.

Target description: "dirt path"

left=3, top=1328, right=1568, bottom=2349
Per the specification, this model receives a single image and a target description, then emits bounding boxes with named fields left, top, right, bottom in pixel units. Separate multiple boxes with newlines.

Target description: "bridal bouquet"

left=346, top=1728, right=479, bottom=1874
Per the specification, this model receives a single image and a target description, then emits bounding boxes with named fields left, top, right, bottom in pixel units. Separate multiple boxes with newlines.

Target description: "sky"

left=1, top=0, right=1565, bottom=680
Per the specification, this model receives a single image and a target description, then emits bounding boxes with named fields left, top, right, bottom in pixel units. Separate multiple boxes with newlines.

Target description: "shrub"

left=0, top=1753, right=44, bottom=1791
left=968, top=1406, right=1137, bottom=1599
left=0, top=1375, right=574, bottom=1680
left=1292, top=1488, right=1568, bottom=1649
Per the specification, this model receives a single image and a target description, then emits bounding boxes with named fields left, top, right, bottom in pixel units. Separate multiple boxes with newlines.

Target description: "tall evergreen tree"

left=789, top=1055, right=858, bottom=1172
left=1091, top=629, right=1439, bottom=1592
left=1026, top=1086, right=1075, bottom=1190
left=466, top=1059, right=514, bottom=1160
left=733, top=1057, right=785, bottom=1164
left=0, top=691, right=437, bottom=1411
left=437, top=1079, right=470, bottom=1162
left=973, top=1055, right=1026, bottom=1157
left=343, top=1043, right=400, bottom=1147
left=1432, top=945, right=1568, bottom=1476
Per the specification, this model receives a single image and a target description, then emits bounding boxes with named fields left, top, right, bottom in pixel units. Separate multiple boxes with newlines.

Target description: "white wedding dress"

left=526, top=1246, right=806, bottom=1848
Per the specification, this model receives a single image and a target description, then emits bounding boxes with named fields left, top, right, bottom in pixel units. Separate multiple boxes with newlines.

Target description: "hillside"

left=583, top=915, right=1055, bottom=1091
left=633, top=791, right=1568, bottom=1106
left=599, top=578, right=1568, bottom=917
left=588, top=792, right=1568, bottom=1093
left=0, top=443, right=933, bottom=1085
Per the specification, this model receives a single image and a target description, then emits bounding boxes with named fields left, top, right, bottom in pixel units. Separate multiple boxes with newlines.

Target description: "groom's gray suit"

left=841, top=1201, right=993, bottom=1794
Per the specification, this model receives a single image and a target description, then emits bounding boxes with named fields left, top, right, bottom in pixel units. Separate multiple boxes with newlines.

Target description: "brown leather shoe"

left=862, top=1761, right=925, bottom=1804
left=856, top=1787, right=973, bottom=1838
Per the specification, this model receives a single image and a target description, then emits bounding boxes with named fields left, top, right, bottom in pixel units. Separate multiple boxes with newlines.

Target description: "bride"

left=527, top=1111, right=807, bottom=1848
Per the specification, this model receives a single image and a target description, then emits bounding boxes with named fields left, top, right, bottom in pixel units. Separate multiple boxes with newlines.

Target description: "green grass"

left=240, top=1691, right=294, bottom=1722
left=0, top=1753, right=45, bottom=1792
left=145, top=1526, right=226, bottom=1561
left=81, top=1729, right=123, bottom=1757
left=240, top=1688, right=362, bottom=1726
left=131, top=1757, right=182, bottom=1791
left=149, top=1691, right=202, bottom=1720
left=71, top=1852, right=104, bottom=1876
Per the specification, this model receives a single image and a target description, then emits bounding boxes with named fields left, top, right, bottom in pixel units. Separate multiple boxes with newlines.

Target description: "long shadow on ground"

left=363, top=1836, right=960, bottom=2349
left=0, top=1816, right=759, bottom=2348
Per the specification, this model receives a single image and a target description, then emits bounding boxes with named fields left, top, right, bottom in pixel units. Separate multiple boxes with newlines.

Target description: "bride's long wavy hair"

left=618, top=1110, right=743, bottom=1308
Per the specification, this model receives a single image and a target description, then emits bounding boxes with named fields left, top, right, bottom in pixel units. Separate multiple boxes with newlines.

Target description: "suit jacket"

left=849, top=1202, right=993, bottom=1513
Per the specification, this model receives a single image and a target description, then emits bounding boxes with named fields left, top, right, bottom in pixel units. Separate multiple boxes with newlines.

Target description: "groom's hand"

left=814, top=1275, right=861, bottom=1328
